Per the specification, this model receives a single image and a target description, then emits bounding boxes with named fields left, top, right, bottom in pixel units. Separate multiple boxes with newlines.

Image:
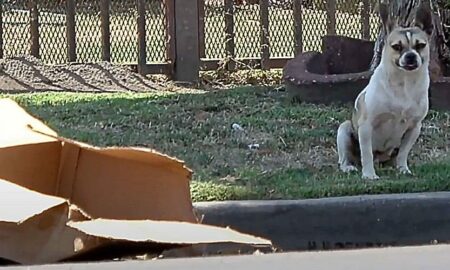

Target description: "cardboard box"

left=0, top=99, right=271, bottom=265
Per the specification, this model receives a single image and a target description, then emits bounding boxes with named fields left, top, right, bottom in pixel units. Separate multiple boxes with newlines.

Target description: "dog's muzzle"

left=399, top=51, right=420, bottom=71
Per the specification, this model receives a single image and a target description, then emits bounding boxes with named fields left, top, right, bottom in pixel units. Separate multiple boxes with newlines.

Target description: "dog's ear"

left=415, top=2, right=434, bottom=36
left=379, top=1, right=394, bottom=34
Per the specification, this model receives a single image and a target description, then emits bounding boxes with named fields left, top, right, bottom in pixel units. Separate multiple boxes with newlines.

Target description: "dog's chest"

left=371, top=99, right=425, bottom=152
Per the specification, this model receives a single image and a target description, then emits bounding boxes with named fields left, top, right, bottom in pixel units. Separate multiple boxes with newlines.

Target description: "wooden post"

left=137, top=0, right=147, bottom=74
left=224, top=0, right=235, bottom=70
left=29, top=0, right=39, bottom=58
left=0, top=0, right=3, bottom=59
left=326, top=0, right=336, bottom=35
left=165, top=0, right=176, bottom=78
left=100, top=0, right=111, bottom=62
left=361, top=0, right=370, bottom=40
left=260, top=0, right=270, bottom=70
left=198, top=0, right=206, bottom=59
left=174, top=0, right=200, bottom=83
left=293, top=0, right=302, bottom=56
left=66, top=0, right=76, bottom=62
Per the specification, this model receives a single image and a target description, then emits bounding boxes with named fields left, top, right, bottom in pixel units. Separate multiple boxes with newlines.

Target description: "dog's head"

left=380, top=2, right=434, bottom=72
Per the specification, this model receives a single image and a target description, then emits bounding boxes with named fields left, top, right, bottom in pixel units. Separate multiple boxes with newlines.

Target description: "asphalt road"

left=7, top=244, right=450, bottom=270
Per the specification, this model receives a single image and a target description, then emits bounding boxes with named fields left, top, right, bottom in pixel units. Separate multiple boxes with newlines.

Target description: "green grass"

left=3, top=6, right=380, bottom=64
left=3, top=86, right=450, bottom=202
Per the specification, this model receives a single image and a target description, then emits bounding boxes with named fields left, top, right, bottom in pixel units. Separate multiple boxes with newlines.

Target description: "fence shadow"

left=11, top=57, right=72, bottom=92
left=90, top=63, right=139, bottom=92
left=0, top=71, right=35, bottom=92
left=58, top=67, right=106, bottom=92
left=0, top=57, right=162, bottom=93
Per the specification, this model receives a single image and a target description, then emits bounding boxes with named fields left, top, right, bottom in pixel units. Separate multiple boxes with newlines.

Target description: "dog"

left=336, top=2, right=434, bottom=180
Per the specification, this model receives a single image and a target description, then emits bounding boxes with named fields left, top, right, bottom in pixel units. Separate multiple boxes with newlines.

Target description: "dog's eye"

left=391, top=44, right=402, bottom=52
left=415, top=43, right=427, bottom=50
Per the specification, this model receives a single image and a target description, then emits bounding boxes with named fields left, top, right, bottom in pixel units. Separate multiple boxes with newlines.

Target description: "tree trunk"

left=370, top=0, right=450, bottom=80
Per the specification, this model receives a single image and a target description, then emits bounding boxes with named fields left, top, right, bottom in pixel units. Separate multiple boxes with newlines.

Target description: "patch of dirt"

left=0, top=56, right=284, bottom=94
left=0, top=56, right=169, bottom=93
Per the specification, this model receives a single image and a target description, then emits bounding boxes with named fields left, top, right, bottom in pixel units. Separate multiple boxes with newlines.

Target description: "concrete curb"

left=194, top=192, right=450, bottom=251
left=7, top=245, right=450, bottom=270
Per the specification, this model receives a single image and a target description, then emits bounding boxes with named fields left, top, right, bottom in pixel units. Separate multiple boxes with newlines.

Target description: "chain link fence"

left=146, top=0, right=167, bottom=63
left=110, top=0, right=137, bottom=64
left=202, top=0, right=379, bottom=62
left=234, top=3, right=260, bottom=58
left=182, top=0, right=375, bottom=63
left=3, top=1, right=30, bottom=58
left=38, top=0, right=67, bottom=64
left=1, top=0, right=381, bottom=69
left=269, top=1, right=295, bottom=58
left=204, top=0, right=226, bottom=59
left=1, top=0, right=169, bottom=65
left=76, top=0, right=102, bottom=63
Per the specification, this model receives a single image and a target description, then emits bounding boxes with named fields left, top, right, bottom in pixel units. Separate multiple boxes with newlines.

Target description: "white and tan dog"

left=337, top=2, right=434, bottom=180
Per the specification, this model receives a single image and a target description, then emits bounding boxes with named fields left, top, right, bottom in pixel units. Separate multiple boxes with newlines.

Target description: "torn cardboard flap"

left=0, top=98, right=272, bottom=265
left=0, top=179, right=92, bottom=265
left=0, top=98, right=57, bottom=147
left=68, top=219, right=271, bottom=246
left=0, top=179, right=66, bottom=224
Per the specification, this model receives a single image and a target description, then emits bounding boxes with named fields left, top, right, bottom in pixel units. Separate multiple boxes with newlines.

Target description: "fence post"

left=66, top=0, right=76, bottom=62
left=100, top=0, right=111, bottom=62
left=326, top=0, right=336, bottom=35
left=198, top=0, right=206, bottom=59
left=0, top=0, right=3, bottom=59
left=29, top=0, right=39, bottom=58
left=174, top=0, right=200, bottom=83
left=293, top=0, right=302, bottom=56
left=259, top=0, right=270, bottom=70
left=361, top=0, right=370, bottom=40
left=224, top=0, right=235, bottom=70
left=137, top=0, right=147, bottom=74
left=165, top=0, right=176, bottom=78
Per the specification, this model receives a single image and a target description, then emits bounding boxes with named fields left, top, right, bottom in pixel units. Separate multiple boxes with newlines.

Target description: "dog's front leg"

left=396, top=123, right=422, bottom=175
left=358, top=123, right=379, bottom=180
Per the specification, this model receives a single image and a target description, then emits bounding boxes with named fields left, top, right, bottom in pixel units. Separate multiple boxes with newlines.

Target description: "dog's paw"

left=362, top=173, right=380, bottom=180
left=340, top=165, right=358, bottom=173
left=397, top=166, right=413, bottom=175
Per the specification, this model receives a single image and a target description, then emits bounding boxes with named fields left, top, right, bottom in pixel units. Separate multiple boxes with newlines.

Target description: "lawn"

left=3, top=86, right=450, bottom=202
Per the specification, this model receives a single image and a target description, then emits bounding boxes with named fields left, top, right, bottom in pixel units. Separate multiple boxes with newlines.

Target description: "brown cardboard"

left=0, top=98, right=272, bottom=265
left=0, top=180, right=92, bottom=265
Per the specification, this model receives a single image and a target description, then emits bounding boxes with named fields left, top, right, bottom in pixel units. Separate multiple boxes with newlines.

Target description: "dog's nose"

left=404, top=52, right=417, bottom=64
